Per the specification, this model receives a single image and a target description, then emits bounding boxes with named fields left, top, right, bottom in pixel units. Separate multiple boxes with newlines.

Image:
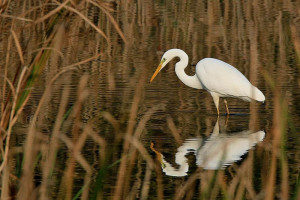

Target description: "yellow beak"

left=150, top=60, right=164, bottom=82
left=150, top=142, right=165, bottom=168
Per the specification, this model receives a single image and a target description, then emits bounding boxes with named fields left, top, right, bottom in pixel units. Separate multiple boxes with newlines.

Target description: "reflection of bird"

left=150, top=49, right=265, bottom=115
left=150, top=120, right=265, bottom=177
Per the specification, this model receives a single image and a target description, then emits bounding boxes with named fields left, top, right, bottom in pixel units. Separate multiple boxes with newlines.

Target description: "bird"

left=150, top=49, right=265, bottom=115
left=150, top=119, right=265, bottom=176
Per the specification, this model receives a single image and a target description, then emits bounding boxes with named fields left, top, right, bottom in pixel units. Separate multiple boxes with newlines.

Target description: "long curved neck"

left=174, top=53, right=203, bottom=89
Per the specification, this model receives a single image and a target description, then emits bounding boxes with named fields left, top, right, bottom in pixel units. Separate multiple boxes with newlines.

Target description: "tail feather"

left=251, top=86, right=265, bottom=102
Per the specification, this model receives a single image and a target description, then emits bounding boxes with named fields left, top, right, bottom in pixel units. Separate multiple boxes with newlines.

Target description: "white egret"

left=150, top=120, right=265, bottom=176
left=150, top=49, right=265, bottom=115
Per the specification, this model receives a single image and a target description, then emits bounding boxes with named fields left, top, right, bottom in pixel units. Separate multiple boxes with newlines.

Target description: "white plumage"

left=150, top=120, right=265, bottom=176
left=150, top=49, right=265, bottom=115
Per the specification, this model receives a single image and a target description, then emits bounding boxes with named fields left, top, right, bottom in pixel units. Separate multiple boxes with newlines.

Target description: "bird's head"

left=150, top=49, right=178, bottom=82
left=150, top=56, right=169, bottom=83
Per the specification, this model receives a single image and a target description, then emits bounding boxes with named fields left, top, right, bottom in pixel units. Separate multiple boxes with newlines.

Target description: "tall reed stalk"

left=0, top=0, right=299, bottom=199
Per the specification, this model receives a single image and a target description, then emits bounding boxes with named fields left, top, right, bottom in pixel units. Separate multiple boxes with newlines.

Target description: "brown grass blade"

left=65, top=53, right=102, bottom=69
left=34, top=0, right=71, bottom=24
left=11, top=29, right=24, bottom=65
left=166, top=116, right=183, bottom=144
left=86, top=0, right=127, bottom=44
left=0, top=66, right=27, bottom=173
left=29, top=47, right=64, bottom=58
left=40, top=74, right=71, bottom=200
left=113, top=75, right=145, bottom=200
left=53, top=0, right=109, bottom=42
left=0, top=13, right=33, bottom=22
left=124, top=135, right=155, bottom=169
left=140, top=164, right=152, bottom=200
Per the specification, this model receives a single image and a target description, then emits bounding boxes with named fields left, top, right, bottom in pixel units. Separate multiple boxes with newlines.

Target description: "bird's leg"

left=211, top=118, right=220, bottom=136
left=225, top=114, right=229, bottom=126
left=224, top=99, right=230, bottom=115
left=210, top=92, right=220, bottom=116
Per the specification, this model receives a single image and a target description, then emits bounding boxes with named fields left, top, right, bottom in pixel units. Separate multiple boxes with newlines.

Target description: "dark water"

left=2, top=0, right=300, bottom=199
left=91, top=1, right=300, bottom=199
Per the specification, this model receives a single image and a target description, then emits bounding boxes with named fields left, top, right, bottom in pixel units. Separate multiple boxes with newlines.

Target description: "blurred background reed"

left=0, top=0, right=300, bottom=199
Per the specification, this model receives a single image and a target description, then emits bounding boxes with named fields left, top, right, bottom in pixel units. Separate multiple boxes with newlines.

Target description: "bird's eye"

left=162, top=58, right=166, bottom=62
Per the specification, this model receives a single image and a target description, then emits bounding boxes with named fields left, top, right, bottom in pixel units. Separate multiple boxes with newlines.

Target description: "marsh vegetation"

left=0, top=0, right=300, bottom=199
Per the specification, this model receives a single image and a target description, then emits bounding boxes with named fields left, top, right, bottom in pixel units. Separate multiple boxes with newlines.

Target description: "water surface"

left=1, top=0, right=300, bottom=199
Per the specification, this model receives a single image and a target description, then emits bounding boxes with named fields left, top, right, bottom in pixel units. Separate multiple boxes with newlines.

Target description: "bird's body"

left=150, top=119, right=265, bottom=175
left=150, top=49, right=265, bottom=115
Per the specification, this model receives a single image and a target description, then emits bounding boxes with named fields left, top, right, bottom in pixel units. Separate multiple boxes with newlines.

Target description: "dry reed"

left=0, top=0, right=299, bottom=199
